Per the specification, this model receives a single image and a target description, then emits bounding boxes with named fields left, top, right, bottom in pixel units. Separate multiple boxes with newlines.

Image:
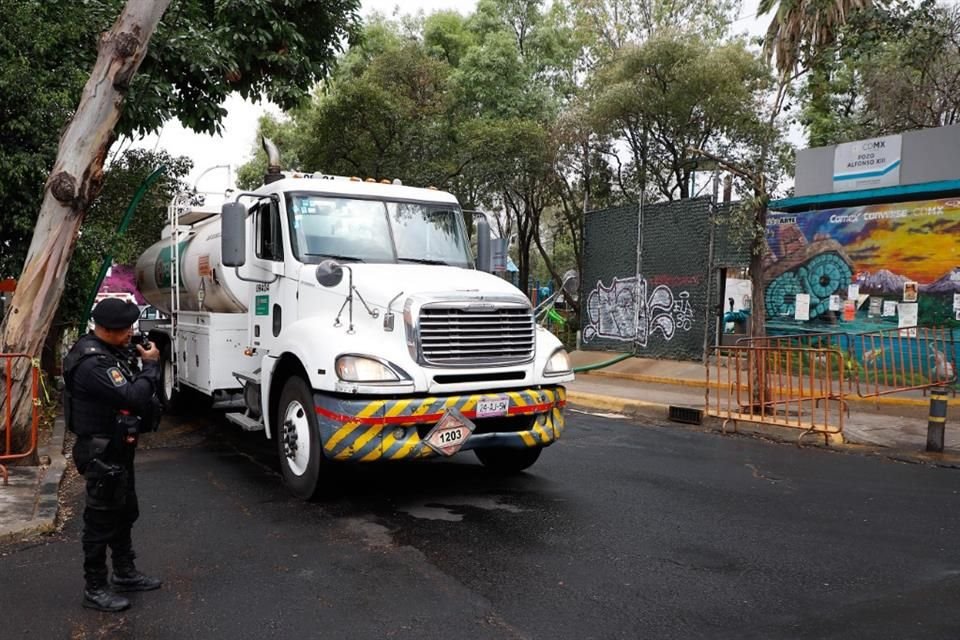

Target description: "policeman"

left=64, top=298, right=163, bottom=612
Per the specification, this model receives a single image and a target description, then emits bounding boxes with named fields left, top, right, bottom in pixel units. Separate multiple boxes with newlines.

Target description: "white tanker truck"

left=135, top=138, right=573, bottom=499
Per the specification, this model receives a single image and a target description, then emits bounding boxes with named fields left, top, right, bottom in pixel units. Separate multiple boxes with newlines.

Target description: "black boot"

left=110, top=566, right=162, bottom=592
left=83, top=584, right=131, bottom=612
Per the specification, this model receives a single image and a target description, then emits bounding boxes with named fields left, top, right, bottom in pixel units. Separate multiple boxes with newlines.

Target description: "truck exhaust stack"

left=262, top=136, right=282, bottom=184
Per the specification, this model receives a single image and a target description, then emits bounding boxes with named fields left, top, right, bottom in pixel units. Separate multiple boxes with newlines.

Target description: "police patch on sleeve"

left=107, top=367, right=127, bottom=387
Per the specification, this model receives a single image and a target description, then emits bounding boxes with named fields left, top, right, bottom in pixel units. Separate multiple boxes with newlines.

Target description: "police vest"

left=63, top=335, right=127, bottom=437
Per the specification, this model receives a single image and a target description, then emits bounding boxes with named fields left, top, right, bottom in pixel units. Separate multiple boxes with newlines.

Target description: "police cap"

left=91, top=298, right=141, bottom=330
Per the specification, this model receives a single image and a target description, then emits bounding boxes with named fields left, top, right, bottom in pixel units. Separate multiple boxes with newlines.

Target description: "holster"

left=74, top=435, right=128, bottom=509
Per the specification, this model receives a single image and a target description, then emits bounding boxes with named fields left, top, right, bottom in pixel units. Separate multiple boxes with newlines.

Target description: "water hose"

left=573, top=351, right=633, bottom=373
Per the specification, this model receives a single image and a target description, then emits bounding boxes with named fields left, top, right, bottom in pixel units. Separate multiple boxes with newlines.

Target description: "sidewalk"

left=567, top=350, right=960, bottom=465
left=0, top=417, right=67, bottom=544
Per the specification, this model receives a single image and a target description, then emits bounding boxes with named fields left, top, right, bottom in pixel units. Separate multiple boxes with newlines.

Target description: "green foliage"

left=590, top=34, right=779, bottom=201
left=0, top=0, right=99, bottom=277
left=59, top=149, right=192, bottom=330
left=0, top=0, right=360, bottom=286
left=568, top=0, right=741, bottom=60
left=800, top=0, right=960, bottom=146
left=124, top=0, right=362, bottom=136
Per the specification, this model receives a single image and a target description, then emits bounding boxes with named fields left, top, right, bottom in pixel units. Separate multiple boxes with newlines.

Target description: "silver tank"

left=135, top=215, right=250, bottom=314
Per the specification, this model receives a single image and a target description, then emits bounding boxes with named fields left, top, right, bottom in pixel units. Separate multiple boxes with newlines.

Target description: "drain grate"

left=668, top=405, right=703, bottom=425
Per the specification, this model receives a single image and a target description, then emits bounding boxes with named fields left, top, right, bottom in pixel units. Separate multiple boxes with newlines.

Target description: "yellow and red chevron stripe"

left=315, top=387, right=567, bottom=462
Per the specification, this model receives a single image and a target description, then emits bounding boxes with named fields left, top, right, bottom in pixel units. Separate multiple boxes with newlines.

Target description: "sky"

left=127, top=0, right=770, bottom=193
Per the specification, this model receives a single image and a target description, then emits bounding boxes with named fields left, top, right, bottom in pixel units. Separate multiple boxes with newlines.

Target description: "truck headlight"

left=543, top=348, right=572, bottom=376
left=336, top=355, right=409, bottom=382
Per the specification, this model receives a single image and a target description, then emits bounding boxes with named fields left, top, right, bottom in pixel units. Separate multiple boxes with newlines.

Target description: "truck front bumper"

left=314, top=387, right=567, bottom=462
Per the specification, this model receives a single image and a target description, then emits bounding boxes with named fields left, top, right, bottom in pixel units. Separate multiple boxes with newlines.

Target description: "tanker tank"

left=135, top=214, right=251, bottom=314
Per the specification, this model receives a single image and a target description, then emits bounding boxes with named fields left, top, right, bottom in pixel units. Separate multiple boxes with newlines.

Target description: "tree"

left=61, top=149, right=192, bottom=330
left=0, top=1, right=102, bottom=280
left=0, top=0, right=359, bottom=456
left=568, top=0, right=740, bottom=60
left=590, top=34, right=775, bottom=202
left=758, top=0, right=871, bottom=149
left=800, top=1, right=960, bottom=146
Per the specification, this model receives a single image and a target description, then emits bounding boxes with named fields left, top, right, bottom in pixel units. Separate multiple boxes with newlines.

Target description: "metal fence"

left=706, top=346, right=847, bottom=443
left=736, top=327, right=958, bottom=399
left=0, top=354, right=41, bottom=486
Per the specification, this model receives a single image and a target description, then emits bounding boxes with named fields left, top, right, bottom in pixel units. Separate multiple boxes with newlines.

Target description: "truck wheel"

left=277, top=376, right=323, bottom=500
left=475, top=447, right=542, bottom=473
left=159, top=350, right=184, bottom=414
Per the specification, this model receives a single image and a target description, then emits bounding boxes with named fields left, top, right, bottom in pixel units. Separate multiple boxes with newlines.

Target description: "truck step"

left=211, top=397, right=245, bottom=410
left=225, top=413, right=264, bottom=432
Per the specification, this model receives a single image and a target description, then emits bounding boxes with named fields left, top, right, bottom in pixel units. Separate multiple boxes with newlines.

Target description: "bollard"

left=926, top=387, right=949, bottom=453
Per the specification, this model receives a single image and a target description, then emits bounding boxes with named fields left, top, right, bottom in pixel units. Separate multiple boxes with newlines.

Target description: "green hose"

left=572, top=351, right=633, bottom=373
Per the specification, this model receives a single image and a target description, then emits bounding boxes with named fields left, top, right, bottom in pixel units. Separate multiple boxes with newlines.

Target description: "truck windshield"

left=285, top=193, right=472, bottom=267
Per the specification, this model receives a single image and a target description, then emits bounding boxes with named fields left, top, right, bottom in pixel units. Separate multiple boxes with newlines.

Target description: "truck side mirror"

left=221, top=202, right=247, bottom=267
left=476, top=217, right=491, bottom=272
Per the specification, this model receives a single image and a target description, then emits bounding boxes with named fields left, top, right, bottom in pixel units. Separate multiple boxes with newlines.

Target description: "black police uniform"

left=63, top=299, right=162, bottom=612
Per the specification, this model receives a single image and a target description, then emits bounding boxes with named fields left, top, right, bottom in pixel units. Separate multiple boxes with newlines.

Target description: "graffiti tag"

left=583, top=275, right=695, bottom=347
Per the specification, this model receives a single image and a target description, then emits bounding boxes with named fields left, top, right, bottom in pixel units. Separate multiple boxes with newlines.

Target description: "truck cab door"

left=248, top=198, right=285, bottom=354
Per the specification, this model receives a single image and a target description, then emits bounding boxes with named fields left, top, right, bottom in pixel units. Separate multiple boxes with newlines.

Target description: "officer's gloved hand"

left=137, top=341, right=160, bottom=362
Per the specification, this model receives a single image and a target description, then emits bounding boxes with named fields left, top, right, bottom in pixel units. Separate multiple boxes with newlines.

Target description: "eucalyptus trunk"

left=0, top=0, right=171, bottom=458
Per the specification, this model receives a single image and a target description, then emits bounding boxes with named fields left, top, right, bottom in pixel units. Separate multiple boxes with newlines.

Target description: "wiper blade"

left=315, top=254, right=364, bottom=263
left=398, top=257, right=449, bottom=266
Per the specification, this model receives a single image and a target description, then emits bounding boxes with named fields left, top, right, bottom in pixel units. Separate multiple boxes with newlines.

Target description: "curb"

left=583, top=369, right=948, bottom=409
left=567, top=390, right=960, bottom=469
left=0, top=416, right=67, bottom=544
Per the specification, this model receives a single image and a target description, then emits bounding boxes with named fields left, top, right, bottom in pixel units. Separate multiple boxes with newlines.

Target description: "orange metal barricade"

left=0, top=354, right=41, bottom=485
left=706, top=346, right=846, bottom=443
left=848, top=327, right=956, bottom=398
left=736, top=332, right=846, bottom=351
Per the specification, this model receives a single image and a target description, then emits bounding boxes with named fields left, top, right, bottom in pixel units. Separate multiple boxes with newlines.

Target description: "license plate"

left=476, top=395, right=510, bottom=418
left=424, top=409, right=476, bottom=456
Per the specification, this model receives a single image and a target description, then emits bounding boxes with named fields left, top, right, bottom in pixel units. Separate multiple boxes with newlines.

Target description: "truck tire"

left=475, top=446, right=542, bottom=473
left=276, top=376, right=323, bottom=500
left=159, top=349, right=185, bottom=414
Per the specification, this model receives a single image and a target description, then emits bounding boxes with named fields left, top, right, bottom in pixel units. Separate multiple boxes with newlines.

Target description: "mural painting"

left=765, top=197, right=960, bottom=329
left=582, top=275, right=695, bottom=346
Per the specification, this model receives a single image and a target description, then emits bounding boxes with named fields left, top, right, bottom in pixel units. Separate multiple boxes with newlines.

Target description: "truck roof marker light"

left=427, top=186, right=438, bottom=190
left=365, top=178, right=376, bottom=183
left=392, top=178, right=402, bottom=185
left=350, top=176, right=361, bottom=182
left=380, top=179, right=391, bottom=184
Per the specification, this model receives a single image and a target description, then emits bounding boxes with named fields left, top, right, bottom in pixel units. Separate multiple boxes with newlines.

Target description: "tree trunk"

left=750, top=200, right=769, bottom=405
left=0, top=0, right=171, bottom=456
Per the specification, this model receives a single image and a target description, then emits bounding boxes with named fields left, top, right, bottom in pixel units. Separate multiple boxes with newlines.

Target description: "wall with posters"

left=765, top=197, right=960, bottom=330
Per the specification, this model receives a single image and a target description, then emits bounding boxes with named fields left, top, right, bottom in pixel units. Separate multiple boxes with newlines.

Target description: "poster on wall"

left=794, top=293, right=810, bottom=320
left=953, top=293, right=960, bottom=311
left=882, top=300, right=897, bottom=317
left=765, top=197, right=960, bottom=329
left=903, top=281, right=918, bottom=302
left=829, top=295, right=841, bottom=311
left=898, top=302, right=918, bottom=335
left=832, top=134, right=902, bottom=193
left=869, top=298, right=882, bottom=317
left=847, top=284, right=860, bottom=300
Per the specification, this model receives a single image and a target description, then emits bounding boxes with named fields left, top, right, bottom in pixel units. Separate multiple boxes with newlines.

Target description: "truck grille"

left=419, top=306, right=535, bottom=366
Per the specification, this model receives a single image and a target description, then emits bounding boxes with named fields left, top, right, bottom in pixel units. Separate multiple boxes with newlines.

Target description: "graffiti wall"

left=765, top=197, right=960, bottom=330
left=581, top=198, right=713, bottom=360
left=583, top=275, right=696, bottom=346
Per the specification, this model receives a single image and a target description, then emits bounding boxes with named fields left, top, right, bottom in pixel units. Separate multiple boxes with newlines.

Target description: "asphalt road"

left=2, top=408, right=960, bottom=639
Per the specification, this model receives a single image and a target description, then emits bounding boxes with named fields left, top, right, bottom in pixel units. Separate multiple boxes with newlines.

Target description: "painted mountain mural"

left=923, top=268, right=960, bottom=293
left=765, top=197, right=960, bottom=326
left=856, top=269, right=909, bottom=295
